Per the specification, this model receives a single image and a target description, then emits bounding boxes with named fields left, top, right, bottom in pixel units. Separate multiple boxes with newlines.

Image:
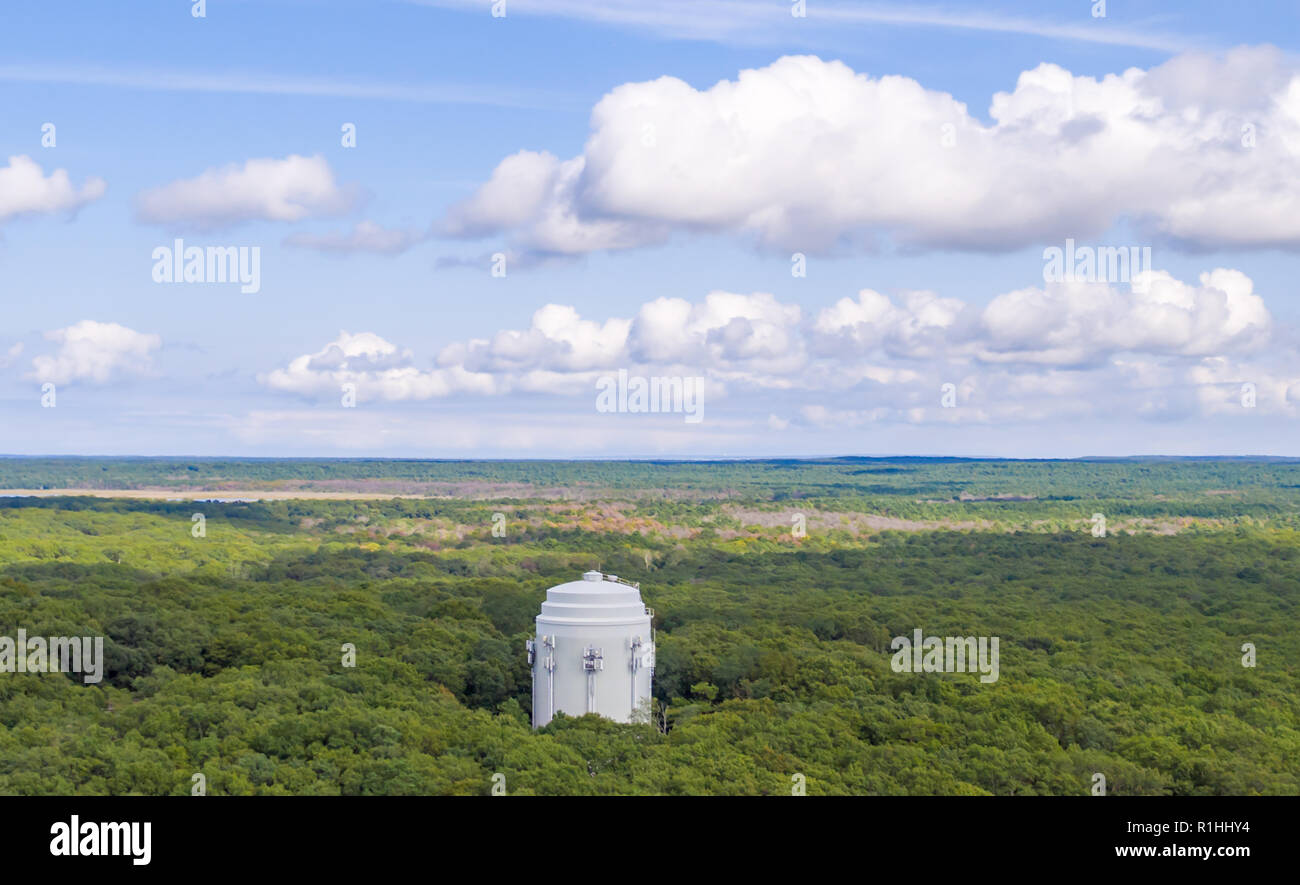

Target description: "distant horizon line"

left=1, top=453, right=1298, bottom=463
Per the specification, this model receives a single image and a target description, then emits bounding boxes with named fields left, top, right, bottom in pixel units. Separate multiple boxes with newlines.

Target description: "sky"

left=1, top=0, right=1299, bottom=459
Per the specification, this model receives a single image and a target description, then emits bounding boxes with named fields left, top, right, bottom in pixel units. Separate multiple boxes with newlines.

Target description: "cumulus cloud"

left=261, top=267, right=1296, bottom=423
left=440, top=47, right=1300, bottom=256
left=807, top=269, right=1273, bottom=371
left=975, top=269, right=1271, bottom=366
left=27, top=321, right=161, bottom=384
left=136, top=154, right=356, bottom=230
left=441, top=151, right=667, bottom=254
left=283, top=220, right=427, bottom=255
left=812, top=289, right=970, bottom=359
left=1189, top=357, right=1300, bottom=417
left=0, top=155, right=106, bottom=224
left=261, top=330, right=496, bottom=402
left=629, top=292, right=803, bottom=371
left=440, top=304, right=631, bottom=375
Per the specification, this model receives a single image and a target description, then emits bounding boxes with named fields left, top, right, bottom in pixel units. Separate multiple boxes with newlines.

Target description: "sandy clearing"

left=0, top=489, right=441, bottom=501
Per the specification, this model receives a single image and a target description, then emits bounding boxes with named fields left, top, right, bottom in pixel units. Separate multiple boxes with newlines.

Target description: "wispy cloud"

left=814, top=4, right=1194, bottom=52
left=406, top=0, right=1196, bottom=53
left=0, top=62, right=572, bottom=110
left=285, top=221, right=429, bottom=256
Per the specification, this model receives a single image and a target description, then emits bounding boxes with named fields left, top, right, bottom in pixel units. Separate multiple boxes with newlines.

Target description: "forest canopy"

left=0, top=457, right=1296, bottom=795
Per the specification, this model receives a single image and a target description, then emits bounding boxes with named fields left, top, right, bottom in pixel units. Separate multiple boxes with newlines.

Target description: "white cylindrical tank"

left=528, top=570, right=654, bottom=728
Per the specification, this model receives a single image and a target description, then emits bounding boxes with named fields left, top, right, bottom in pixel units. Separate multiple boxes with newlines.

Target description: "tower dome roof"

left=537, top=571, right=650, bottom=625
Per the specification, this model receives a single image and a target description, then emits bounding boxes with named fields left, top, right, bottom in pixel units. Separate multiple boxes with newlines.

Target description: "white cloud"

left=1189, top=357, right=1300, bottom=416
left=0, top=155, right=106, bottom=224
left=284, top=220, right=427, bottom=255
left=809, top=269, right=1273, bottom=370
left=27, top=321, right=161, bottom=384
left=976, top=269, right=1271, bottom=366
left=261, top=267, right=1295, bottom=422
left=441, top=48, right=1300, bottom=256
left=440, top=303, right=632, bottom=374
left=628, top=291, right=804, bottom=372
left=261, top=330, right=497, bottom=402
left=812, top=289, right=969, bottom=359
left=136, top=155, right=356, bottom=230
left=441, top=151, right=666, bottom=254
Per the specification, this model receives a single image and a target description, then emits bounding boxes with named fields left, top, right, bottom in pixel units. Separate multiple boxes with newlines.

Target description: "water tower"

left=527, top=571, right=654, bottom=728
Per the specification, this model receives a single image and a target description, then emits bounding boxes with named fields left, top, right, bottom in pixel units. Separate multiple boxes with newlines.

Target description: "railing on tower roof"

left=604, top=574, right=640, bottom=590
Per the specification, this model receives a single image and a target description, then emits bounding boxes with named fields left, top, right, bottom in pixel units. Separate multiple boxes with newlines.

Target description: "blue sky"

left=1, top=0, right=1299, bottom=458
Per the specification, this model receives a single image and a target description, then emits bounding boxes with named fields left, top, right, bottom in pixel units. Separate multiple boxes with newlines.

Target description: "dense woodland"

left=0, top=458, right=1296, bottom=794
